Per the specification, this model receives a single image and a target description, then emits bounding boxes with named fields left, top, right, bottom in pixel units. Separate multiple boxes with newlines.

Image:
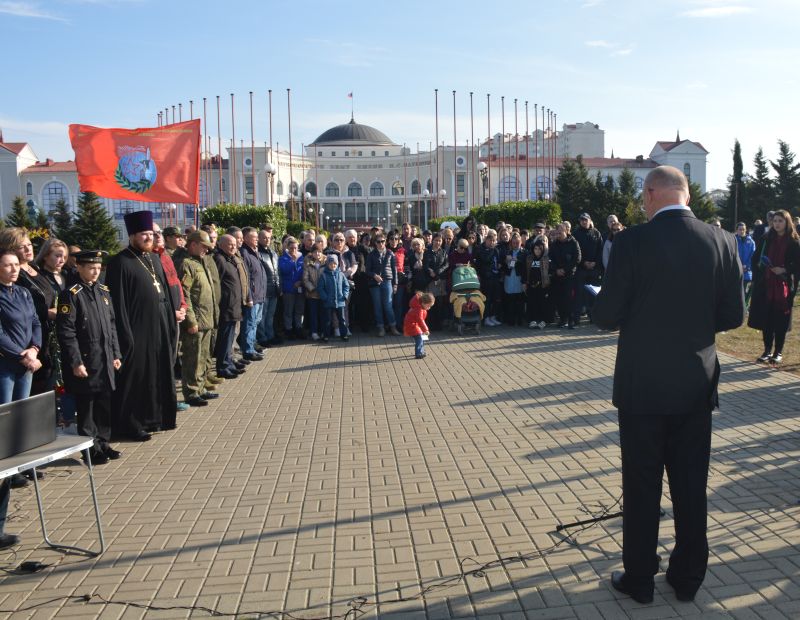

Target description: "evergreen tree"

left=5, top=196, right=34, bottom=229
left=623, top=197, right=647, bottom=226
left=588, top=172, right=618, bottom=225
left=71, top=192, right=120, bottom=253
left=770, top=140, right=800, bottom=214
left=617, top=168, right=637, bottom=201
left=51, top=198, right=75, bottom=244
left=688, top=181, right=719, bottom=222
left=747, top=147, right=775, bottom=222
left=724, top=139, right=745, bottom=229
left=35, top=209, right=49, bottom=229
left=555, top=155, right=593, bottom=222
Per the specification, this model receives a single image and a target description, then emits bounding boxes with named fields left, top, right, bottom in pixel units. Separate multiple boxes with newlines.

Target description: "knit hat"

left=326, top=254, right=339, bottom=265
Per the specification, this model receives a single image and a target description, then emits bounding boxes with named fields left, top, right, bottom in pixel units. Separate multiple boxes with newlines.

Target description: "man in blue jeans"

left=365, top=234, right=400, bottom=337
left=257, top=227, right=282, bottom=347
left=237, top=227, right=266, bottom=361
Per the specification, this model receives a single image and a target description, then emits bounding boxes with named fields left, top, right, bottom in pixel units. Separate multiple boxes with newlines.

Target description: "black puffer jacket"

left=548, top=236, right=581, bottom=278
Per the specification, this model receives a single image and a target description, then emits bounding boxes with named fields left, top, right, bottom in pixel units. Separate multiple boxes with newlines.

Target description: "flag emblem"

left=114, top=146, right=157, bottom=194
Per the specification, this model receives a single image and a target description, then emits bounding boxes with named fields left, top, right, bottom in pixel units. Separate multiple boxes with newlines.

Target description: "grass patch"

left=717, top=312, right=800, bottom=375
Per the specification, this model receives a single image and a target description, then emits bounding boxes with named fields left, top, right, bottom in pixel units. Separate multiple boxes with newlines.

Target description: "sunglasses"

left=375, top=239, right=386, bottom=244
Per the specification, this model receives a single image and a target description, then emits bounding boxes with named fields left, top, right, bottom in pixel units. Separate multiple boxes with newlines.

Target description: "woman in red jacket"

left=403, top=291, right=434, bottom=359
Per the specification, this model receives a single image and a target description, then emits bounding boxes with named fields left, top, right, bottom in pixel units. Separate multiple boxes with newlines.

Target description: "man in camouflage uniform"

left=179, top=231, right=220, bottom=407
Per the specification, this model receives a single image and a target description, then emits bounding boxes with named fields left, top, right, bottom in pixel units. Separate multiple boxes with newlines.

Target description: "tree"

left=723, top=139, right=745, bottom=229
left=617, top=168, right=637, bottom=202
left=588, top=172, right=619, bottom=225
left=688, top=181, right=719, bottom=222
left=747, top=147, right=775, bottom=222
left=555, top=155, right=593, bottom=222
left=51, top=198, right=75, bottom=244
left=35, top=209, right=49, bottom=229
left=5, top=196, right=34, bottom=229
left=770, top=140, right=800, bottom=214
left=71, top=192, right=120, bottom=253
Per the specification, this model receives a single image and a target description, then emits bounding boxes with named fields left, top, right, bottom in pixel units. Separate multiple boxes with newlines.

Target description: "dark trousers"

left=526, top=286, right=550, bottom=323
left=323, top=306, right=348, bottom=337
left=76, top=392, right=112, bottom=452
left=551, top=276, right=575, bottom=326
left=0, top=478, right=9, bottom=534
left=502, top=292, right=526, bottom=325
left=215, top=319, right=239, bottom=374
left=481, top=278, right=501, bottom=318
left=618, top=410, right=712, bottom=596
left=573, top=268, right=598, bottom=323
left=761, top=304, right=791, bottom=355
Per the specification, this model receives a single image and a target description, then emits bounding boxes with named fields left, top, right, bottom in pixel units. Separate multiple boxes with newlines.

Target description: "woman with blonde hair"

left=0, top=228, right=57, bottom=394
left=34, top=238, right=69, bottom=297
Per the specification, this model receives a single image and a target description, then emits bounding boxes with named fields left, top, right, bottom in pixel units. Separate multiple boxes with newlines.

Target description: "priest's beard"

left=130, top=236, right=154, bottom=253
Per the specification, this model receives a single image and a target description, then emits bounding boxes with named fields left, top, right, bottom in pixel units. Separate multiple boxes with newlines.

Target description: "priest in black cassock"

left=106, top=210, right=178, bottom=441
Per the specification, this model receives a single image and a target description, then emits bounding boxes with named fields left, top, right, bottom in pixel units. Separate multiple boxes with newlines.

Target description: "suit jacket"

left=593, top=209, right=745, bottom=416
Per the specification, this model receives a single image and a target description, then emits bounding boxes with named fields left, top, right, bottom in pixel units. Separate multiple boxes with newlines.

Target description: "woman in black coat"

left=747, top=209, right=800, bottom=364
left=423, top=233, right=449, bottom=330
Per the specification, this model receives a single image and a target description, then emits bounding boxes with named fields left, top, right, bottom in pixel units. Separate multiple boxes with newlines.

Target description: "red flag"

left=69, top=119, right=201, bottom=203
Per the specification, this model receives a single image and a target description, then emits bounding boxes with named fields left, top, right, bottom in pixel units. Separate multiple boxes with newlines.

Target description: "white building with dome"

left=0, top=121, right=708, bottom=237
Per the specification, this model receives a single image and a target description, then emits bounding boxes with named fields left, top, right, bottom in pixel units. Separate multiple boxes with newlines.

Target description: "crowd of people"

left=0, top=200, right=797, bottom=551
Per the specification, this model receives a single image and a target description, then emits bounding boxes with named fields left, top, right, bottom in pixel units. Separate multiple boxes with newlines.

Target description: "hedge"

left=201, top=204, right=288, bottom=240
left=428, top=201, right=561, bottom=232
left=285, top=221, right=329, bottom=240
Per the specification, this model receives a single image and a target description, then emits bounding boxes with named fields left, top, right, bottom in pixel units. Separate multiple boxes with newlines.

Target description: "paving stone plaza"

left=0, top=327, right=798, bottom=619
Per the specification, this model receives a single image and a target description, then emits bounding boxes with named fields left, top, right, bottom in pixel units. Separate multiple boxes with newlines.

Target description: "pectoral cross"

left=153, top=279, right=162, bottom=294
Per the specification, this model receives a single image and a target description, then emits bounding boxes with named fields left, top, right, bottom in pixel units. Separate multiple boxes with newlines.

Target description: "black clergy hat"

left=73, top=250, right=108, bottom=264
left=123, top=210, right=154, bottom=236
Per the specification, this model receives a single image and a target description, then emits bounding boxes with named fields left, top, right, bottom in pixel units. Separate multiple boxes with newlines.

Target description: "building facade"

left=0, top=121, right=708, bottom=237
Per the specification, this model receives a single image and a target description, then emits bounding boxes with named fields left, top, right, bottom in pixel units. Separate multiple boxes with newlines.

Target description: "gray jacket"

left=257, top=244, right=281, bottom=298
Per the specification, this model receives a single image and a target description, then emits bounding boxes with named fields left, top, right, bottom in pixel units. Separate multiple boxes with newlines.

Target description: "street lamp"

left=264, top=162, right=277, bottom=205
left=477, top=161, right=488, bottom=207
left=437, top=189, right=447, bottom=218
left=304, top=191, right=311, bottom=223
left=422, top=189, right=430, bottom=229
left=319, top=207, right=325, bottom=230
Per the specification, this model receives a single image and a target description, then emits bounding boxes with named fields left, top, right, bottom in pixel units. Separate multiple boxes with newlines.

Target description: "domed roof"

left=312, top=117, right=395, bottom=146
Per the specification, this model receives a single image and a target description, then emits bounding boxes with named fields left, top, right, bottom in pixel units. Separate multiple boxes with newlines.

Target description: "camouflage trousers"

left=181, top=329, right=213, bottom=400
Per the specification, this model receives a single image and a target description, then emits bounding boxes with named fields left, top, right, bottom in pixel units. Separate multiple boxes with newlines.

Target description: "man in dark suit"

left=593, top=165, right=745, bottom=604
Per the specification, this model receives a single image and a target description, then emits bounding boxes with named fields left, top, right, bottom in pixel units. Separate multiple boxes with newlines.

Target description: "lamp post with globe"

left=264, top=162, right=277, bottom=206
left=303, top=191, right=311, bottom=224
left=422, top=188, right=430, bottom=229
left=477, top=161, right=488, bottom=207
left=437, top=189, right=447, bottom=219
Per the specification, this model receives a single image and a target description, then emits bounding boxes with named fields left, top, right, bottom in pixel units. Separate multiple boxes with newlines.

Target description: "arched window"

left=325, top=182, right=339, bottom=197
left=683, top=163, right=691, bottom=181
left=536, top=176, right=552, bottom=197
left=391, top=181, right=404, bottom=196
left=426, top=179, right=433, bottom=193
left=347, top=182, right=362, bottom=197
left=290, top=181, right=299, bottom=196
left=498, top=176, right=518, bottom=202
left=411, top=179, right=420, bottom=195
left=305, top=181, right=317, bottom=197
left=276, top=180, right=284, bottom=195
left=369, top=181, right=384, bottom=196
left=42, top=181, right=69, bottom=211
left=26, top=182, right=33, bottom=196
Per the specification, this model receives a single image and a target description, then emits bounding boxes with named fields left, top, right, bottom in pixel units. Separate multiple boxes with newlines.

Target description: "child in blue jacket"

left=316, top=254, right=351, bottom=342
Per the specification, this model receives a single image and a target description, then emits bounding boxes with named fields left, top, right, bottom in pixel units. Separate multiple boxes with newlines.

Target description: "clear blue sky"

left=2, top=0, right=798, bottom=191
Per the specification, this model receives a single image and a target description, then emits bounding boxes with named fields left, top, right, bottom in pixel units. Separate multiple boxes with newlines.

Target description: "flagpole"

left=230, top=93, right=237, bottom=204
left=434, top=88, right=439, bottom=220
left=416, top=143, right=421, bottom=230
left=486, top=93, right=491, bottom=206
left=428, top=140, right=433, bottom=225
left=403, top=142, right=408, bottom=227
left=249, top=91, right=256, bottom=204
left=287, top=88, right=295, bottom=221
left=534, top=103, right=539, bottom=199
left=525, top=100, right=530, bottom=201
left=179, top=103, right=183, bottom=123
left=501, top=96, right=505, bottom=202
left=189, top=100, right=193, bottom=120
left=216, top=96, right=223, bottom=202
left=554, top=112, right=558, bottom=196
left=452, top=90, right=457, bottom=217
left=202, top=97, right=208, bottom=207
left=514, top=98, right=519, bottom=201
left=268, top=89, right=273, bottom=206
left=469, top=92, right=475, bottom=210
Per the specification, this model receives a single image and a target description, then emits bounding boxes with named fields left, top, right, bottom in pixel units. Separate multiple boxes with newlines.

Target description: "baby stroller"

left=450, top=265, right=485, bottom=336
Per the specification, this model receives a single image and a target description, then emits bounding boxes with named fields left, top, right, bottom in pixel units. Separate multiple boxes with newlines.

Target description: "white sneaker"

left=539, top=321, right=547, bottom=329
left=485, top=317, right=495, bottom=326
left=528, top=320, right=539, bottom=329
left=311, top=333, right=320, bottom=341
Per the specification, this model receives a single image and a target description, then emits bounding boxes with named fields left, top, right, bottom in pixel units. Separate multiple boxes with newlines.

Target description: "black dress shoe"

left=104, top=447, right=122, bottom=460
left=200, top=392, right=219, bottom=400
left=611, top=571, right=654, bottom=604
left=243, top=353, right=264, bottom=361
left=217, top=371, right=239, bottom=379
left=237, top=358, right=251, bottom=366
left=254, top=344, right=265, bottom=353
left=0, top=534, right=19, bottom=550
left=132, top=430, right=152, bottom=442
left=24, top=470, right=44, bottom=481
left=666, top=574, right=696, bottom=602
left=186, top=396, right=209, bottom=407
left=232, top=367, right=246, bottom=375
left=9, top=473, right=28, bottom=488
left=83, top=450, right=108, bottom=465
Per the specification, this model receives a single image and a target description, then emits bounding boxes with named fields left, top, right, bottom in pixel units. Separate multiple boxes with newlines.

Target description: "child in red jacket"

left=403, top=291, right=435, bottom=359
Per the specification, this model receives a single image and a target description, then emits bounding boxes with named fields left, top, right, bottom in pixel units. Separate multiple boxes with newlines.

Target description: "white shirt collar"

left=654, top=204, right=691, bottom=217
